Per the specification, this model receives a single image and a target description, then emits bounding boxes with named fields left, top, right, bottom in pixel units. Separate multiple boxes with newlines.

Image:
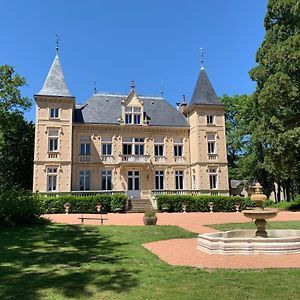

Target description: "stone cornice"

left=72, top=123, right=189, bottom=134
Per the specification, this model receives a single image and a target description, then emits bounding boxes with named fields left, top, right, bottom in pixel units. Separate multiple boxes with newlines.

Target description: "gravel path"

left=45, top=211, right=300, bottom=269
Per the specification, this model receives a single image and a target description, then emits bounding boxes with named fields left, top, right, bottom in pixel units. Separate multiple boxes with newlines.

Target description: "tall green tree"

left=0, top=65, right=34, bottom=190
left=249, top=0, right=300, bottom=200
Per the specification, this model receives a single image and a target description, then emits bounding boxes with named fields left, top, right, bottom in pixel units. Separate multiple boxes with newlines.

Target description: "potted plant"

left=143, top=210, right=157, bottom=225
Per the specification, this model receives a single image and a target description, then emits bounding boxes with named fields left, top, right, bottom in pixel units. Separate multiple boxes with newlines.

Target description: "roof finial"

left=56, top=33, right=60, bottom=54
left=131, top=80, right=135, bottom=90
left=160, top=81, right=164, bottom=97
left=93, top=80, right=97, bottom=94
left=200, top=47, right=204, bottom=69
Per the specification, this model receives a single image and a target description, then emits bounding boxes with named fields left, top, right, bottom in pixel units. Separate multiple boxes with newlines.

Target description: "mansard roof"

left=38, top=55, right=72, bottom=97
left=188, top=68, right=223, bottom=108
left=74, top=93, right=188, bottom=127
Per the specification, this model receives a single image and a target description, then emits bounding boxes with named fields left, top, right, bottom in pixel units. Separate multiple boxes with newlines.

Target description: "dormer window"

left=125, top=107, right=142, bottom=125
left=50, top=108, right=59, bottom=119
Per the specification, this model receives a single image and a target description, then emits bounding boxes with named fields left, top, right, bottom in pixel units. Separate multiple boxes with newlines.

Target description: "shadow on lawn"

left=0, top=224, right=139, bottom=299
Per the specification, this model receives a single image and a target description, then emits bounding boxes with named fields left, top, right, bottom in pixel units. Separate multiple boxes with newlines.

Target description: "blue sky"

left=1, top=0, right=267, bottom=122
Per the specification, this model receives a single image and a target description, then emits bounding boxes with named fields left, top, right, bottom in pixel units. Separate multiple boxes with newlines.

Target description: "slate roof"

left=38, top=55, right=72, bottom=97
left=188, top=68, right=223, bottom=108
left=74, top=93, right=188, bottom=127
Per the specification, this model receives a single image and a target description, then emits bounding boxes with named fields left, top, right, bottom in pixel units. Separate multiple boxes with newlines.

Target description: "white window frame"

left=50, top=108, right=59, bottom=119
left=48, top=129, right=59, bottom=152
left=122, top=138, right=144, bottom=155
left=175, top=170, right=184, bottom=190
left=125, top=107, right=142, bottom=125
left=80, top=136, right=91, bottom=156
left=209, top=167, right=218, bottom=190
left=101, top=137, right=113, bottom=156
left=101, top=170, right=112, bottom=190
left=155, top=170, right=164, bottom=190
left=80, top=170, right=91, bottom=191
left=47, top=167, right=58, bottom=192
left=207, top=134, right=216, bottom=154
left=206, top=115, right=215, bottom=125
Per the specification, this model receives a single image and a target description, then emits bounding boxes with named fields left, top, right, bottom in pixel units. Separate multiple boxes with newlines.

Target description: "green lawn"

left=1, top=224, right=300, bottom=300
left=208, top=220, right=300, bottom=231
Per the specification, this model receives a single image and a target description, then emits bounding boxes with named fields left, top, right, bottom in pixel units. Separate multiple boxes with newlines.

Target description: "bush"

left=40, top=194, right=127, bottom=214
left=111, top=194, right=127, bottom=212
left=156, top=194, right=254, bottom=212
left=0, top=190, right=42, bottom=225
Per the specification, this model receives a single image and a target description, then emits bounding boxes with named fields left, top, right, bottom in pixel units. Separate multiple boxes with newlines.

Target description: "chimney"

left=181, top=95, right=187, bottom=113
left=176, top=102, right=180, bottom=111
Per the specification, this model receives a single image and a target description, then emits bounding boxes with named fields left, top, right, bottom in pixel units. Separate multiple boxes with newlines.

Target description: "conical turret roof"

left=38, top=55, right=72, bottom=97
left=188, top=68, right=223, bottom=107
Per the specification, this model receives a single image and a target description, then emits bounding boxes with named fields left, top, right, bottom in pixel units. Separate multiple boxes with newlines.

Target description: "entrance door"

left=128, top=171, right=140, bottom=198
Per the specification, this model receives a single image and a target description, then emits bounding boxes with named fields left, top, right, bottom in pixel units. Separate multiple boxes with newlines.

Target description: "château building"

left=33, top=52, right=229, bottom=205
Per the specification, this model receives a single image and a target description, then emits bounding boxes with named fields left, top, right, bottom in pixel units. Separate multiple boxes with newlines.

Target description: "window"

left=80, top=136, right=91, bottom=155
left=80, top=170, right=91, bottom=190
left=48, top=129, right=59, bottom=152
left=134, top=138, right=144, bottom=155
left=207, top=134, right=216, bottom=154
left=209, top=168, right=218, bottom=190
left=154, top=139, right=164, bottom=156
left=155, top=170, right=164, bottom=190
left=174, top=138, right=183, bottom=157
left=101, top=137, right=112, bottom=155
left=125, top=106, right=142, bottom=125
left=175, top=170, right=184, bottom=190
left=101, top=170, right=112, bottom=190
left=122, top=138, right=144, bottom=155
left=206, top=115, right=215, bottom=125
left=47, top=167, right=57, bottom=191
left=50, top=108, right=59, bottom=119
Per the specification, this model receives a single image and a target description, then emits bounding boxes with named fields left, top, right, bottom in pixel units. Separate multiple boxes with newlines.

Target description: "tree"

left=0, top=65, right=34, bottom=190
left=221, top=94, right=274, bottom=196
left=249, top=0, right=300, bottom=200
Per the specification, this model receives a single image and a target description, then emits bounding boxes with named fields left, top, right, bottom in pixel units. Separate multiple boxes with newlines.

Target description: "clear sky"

left=0, top=0, right=267, bottom=122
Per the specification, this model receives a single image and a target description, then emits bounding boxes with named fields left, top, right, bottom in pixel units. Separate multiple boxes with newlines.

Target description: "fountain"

left=198, top=182, right=300, bottom=255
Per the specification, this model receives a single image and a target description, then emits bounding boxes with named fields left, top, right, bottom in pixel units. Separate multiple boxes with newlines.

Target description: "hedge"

left=0, top=190, right=43, bottom=225
left=40, top=194, right=127, bottom=214
left=155, top=195, right=255, bottom=212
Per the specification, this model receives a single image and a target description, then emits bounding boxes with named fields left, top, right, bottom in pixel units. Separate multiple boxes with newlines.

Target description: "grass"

left=0, top=223, right=300, bottom=300
left=208, top=220, right=300, bottom=231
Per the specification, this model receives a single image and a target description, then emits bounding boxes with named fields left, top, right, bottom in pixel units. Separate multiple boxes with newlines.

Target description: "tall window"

left=154, top=139, right=164, bottom=156
left=206, top=115, right=215, bottom=125
left=122, top=138, right=144, bottom=155
left=101, top=137, right=112, bottom=155
left=47, top=167, right=57, bottom=191
left=209, top=167, right=218, bottom=190
left=174, top=139, right=183, bottom=157
left=175, top=170, right=184, bottom=190
left=80, top=136, right=91, bottom=155
left=125, top=107, right=142, bottom=125
left=48, top=129, right=59, bottom=152
left=101, top=170, right=112, bottom=190
left=207, top=134, right=216, bottom=154
left=155, top=170, right=164, bottom=190
left=80, top=170, right=91, bottom=190
left=49, top=108, right=59, bottom=119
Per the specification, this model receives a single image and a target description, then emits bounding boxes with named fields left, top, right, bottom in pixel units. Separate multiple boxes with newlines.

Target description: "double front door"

left=127, top=170, right=140, bottom=199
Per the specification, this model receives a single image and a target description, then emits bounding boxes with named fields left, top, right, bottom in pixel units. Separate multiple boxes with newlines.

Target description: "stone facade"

left=33, top=54, right=229, bottom=199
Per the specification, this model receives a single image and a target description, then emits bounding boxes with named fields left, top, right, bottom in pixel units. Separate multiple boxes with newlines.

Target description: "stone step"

left=127, top=199, right=154, bottom=213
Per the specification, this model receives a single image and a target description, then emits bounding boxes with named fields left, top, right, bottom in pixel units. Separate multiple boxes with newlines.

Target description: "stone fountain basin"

left=198, top=230, right=300, bottom=255
left=242, top=208, right=278, bottom=220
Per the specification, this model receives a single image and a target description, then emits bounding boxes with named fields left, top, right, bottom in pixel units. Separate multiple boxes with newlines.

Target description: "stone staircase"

left=127, top=199, right=154, bottom=213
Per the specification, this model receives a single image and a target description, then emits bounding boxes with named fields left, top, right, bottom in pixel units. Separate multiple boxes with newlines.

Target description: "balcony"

left=48, top=152, right=59, bottom=159
left=208, top=154, right=217, bottom=160
left=100, top=155, right=115, bottom=164
left=153, top=156, right=167, bottom=164
left=79, top=155, right=91, bottom=163
left=173, top=156, right=186, bottom=164
left=120, top=154, right=150, bottom=164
